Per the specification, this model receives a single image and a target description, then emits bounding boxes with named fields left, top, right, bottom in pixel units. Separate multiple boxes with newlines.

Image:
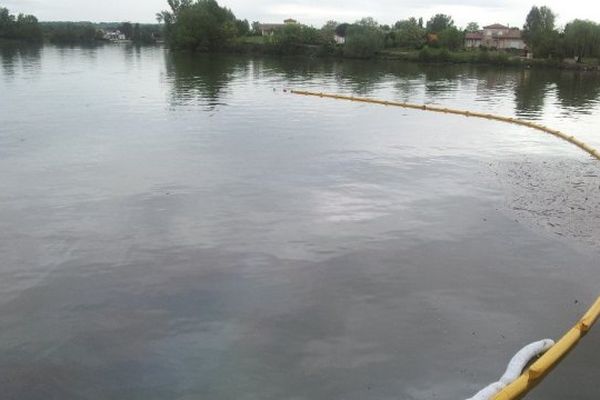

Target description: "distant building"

left=103, top=30, right=127, bottom=41
left=465, top=24, right=526, bottom=51
left=258, top=19, right=298, bottom=36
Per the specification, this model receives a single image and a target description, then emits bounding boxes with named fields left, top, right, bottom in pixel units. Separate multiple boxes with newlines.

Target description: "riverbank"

left=3, top=38, right=599, bottom=72
left=378, top=48, right=600, bottom=71
left=228, top=38, right=600, bottom=71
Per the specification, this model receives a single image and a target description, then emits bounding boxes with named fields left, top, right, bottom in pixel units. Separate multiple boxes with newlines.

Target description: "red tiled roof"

left=465, top=32, right=483, bottom=40
left=484, top=23, right=509, bottom=29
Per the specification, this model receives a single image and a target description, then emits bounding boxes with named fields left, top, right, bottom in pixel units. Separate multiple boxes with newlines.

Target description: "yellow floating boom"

left=493, top=295, right=600, bottom=400
left=290, top=90, right=600, bottom=161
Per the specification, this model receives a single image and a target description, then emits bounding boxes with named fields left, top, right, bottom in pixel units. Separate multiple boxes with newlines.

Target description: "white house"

left=103, top=30, right=127, bottom=41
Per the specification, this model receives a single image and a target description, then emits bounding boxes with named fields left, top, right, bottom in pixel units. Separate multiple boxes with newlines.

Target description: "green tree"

left=132, top=23, right=141, bottom=41
left=335, top=23, right=349, bottom=38
left=235, top=19, right=250, bottom=36
left=0, top=6, right=41, bottom=41
left=251, top=21, right=261, bottom=35
left=438, top=26, right=464, bottom=51
left=523, top=5, right=557, bottom=57
left=426, top=14, right=454, bottom=33
left=119, top=22, right=133, bottom=39
left=41, top=22, right=98, bottom=43
left=564, top=20, right=600, bottom=61
left=321, top=20, right=337, bottom=40
left=465, top=22, right=480, bottom=33
left=0, top=7, right=15, bottom=38
left=393, top=18, right=426, bottom=49
left=159, top=0, right=239, bottom=51
left=156, top=0, right=193, bottom=23
left=344, top=22, right=384, bottom=58
left=356, top=17, right=379, bottom=29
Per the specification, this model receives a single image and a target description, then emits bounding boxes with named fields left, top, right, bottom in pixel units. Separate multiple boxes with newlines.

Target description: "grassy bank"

left=227, top=36, right=599, bottom=70
left=379, top=48, right=600, bottom=70
left=224, top=39, right=600, bottom=71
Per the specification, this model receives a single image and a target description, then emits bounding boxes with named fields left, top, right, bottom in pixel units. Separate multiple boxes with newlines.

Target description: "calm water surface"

left=1, top=44, right=599, bottom=400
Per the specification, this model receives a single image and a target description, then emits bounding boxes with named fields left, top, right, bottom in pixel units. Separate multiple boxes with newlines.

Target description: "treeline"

left=40, top=22, right=103, bottom=43
left=156, top=1, right=462, bottom=58
left=39, top=22, right=161, bottom=44
left=0, top=6, right=42, bottom=41
left=157, top=0, right=245, bottom=51
left=523, top=6, right=600, bottom=60
left=158, top=0, right=600, bottom=65
left=1, top=4, right=160, bottom=44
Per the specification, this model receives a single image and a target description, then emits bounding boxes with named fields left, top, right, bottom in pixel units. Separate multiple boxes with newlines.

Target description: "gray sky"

left=3, top=0, right=600, bottom=28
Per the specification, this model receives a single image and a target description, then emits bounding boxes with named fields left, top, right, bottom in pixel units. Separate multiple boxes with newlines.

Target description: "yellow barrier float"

left=290, top=89, right=600, bottom=400
left=493, top=296, right=600, bottom=400
left=290, top=90, right=600, bottom=161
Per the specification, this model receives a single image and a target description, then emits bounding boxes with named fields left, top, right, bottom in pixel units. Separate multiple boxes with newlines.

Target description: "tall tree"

left=158, top=0, right=238, bottom=51
left=523, top=5, right=557, bottom=57
left=564, top=20, right=600, bottom=61
left=235, top=19, right=250, bottom=36
left=465, top=22, right=480, bottom=33
left=426, top=14, right=454, bottom=33
left=0, top=6, right=41, bottom=41
left=0, top=7, right=15, bottom=37
left=251, top=21, right=261, bottom=36
left=320, top=20, right=338, bottom=43
left=344, top=22, right=384, bottom=58
left=119, top=22, right=133, bottom=39
left=438, top=27, right=464, bottom=50
left=393, top=18, right=426, bottom=49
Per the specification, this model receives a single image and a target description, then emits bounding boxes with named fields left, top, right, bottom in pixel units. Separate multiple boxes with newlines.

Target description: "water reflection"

left=165, top=52, right=246, bottom=108
left=0, top=43, right=42, bottom=79
left=330, top=60, right=389, bottom=95
left=555, top=72, right=600, bottom=113
left=514, top=69, right=600, bottom=118
left=161, top=52, right=600, bottom=118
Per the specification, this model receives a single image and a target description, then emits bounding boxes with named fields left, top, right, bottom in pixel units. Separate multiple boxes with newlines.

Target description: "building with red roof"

left=465, top=24, right=526, bottom=51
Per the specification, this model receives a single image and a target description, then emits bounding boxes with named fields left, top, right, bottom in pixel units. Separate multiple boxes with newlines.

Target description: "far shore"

left=2, top=38, right=599, bottom=72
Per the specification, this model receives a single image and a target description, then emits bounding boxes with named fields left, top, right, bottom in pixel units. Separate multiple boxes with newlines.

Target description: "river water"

left=1, top=44, right=599, bottom=400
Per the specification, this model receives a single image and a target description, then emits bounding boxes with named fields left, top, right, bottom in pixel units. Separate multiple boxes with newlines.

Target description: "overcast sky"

left=3, top=0, right=600, bottom=28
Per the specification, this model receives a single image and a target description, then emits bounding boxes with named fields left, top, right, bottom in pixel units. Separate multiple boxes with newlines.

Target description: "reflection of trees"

left=514, top=69, right=600, bottom=117
left=333, top=60, right=386, bottom=95
left=555, top=72, right=600, bottom=112
left=0, top=43, right=41, bottom=78
left=0, top=45, right=18, bottom=77
left=472, top=68, right=514, bottom=91
left=165, top=52, right=246, bottom=108
left=257, top=56, right=387, bottom=95
left=163, top=52, right=600, bottom=115
left=421, top=65, right=461, bottom=99
left=514, top=69, right=552, bottom=118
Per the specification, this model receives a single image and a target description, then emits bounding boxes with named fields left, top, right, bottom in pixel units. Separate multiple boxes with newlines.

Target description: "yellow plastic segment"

left=290, top=90, right=600, bottom=161
left=493, top=296, right=600, bottom=400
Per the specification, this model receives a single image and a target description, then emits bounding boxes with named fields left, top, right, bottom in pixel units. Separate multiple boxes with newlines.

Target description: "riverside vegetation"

left=1, top=4, right=160, bottom=44
left=3, top=1, right=600, bottom=69
left=157, top=1, right=600, bottom=68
